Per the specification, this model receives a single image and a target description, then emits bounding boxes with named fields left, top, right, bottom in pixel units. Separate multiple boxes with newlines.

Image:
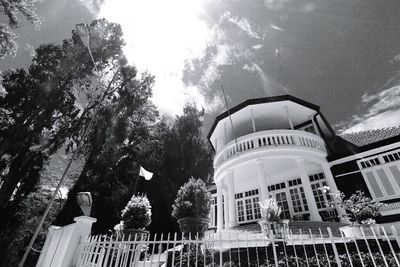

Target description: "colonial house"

left=207, top=94, right=400, bottom=230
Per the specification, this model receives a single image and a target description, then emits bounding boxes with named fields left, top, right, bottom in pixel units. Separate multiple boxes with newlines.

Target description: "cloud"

left=340, top=86, right=400, bottom=133
left=223, top=12, right=263, bottom=39
left=95, top=0, right=212, bottom=115
left=77, top=0, right=103, bottom=15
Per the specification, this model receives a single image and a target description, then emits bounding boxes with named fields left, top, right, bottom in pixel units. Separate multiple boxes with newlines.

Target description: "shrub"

left=327, top=189, right=383, bottom=225
left=172, top=178, right=211, bottom=220
left=120, top=195, right=152, bottom=229
left=259, top=198, right=282, bottom=222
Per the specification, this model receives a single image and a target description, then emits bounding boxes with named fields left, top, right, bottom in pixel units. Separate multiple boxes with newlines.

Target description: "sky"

left=2, top=0, right=400, bottom=134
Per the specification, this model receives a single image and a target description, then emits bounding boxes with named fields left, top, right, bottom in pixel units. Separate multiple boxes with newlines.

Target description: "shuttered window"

left=364, top=171, right=383, bottom=198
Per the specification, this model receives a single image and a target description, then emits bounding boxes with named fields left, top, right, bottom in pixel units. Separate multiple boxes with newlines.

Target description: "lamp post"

left=19, top=23, right=103, bottom=267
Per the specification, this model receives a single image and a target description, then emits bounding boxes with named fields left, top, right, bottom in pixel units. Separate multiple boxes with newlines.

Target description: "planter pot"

left=340, top=224, right=381, bottom=238
left=177, top=217, right=210, bottom=239
left=258, top=219, right=289, bottom=239
left=122, top=228, right=149, bottom=241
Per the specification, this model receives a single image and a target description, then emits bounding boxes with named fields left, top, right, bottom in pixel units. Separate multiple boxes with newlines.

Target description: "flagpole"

left=133, top=176, right=139, bottom=195
left=220, top=85, right=239, bottom=153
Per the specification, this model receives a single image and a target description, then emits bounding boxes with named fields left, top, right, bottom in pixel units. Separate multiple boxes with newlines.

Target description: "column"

left=321, top=162, right=349, bottom=223
left=295, top=158, right=322, bottom=221
left=216, top=182, right=224, bottom=230
left=223, top=191, right=229, bottom=229
left=251, top=109, right=256, bottom=132
left=256, top=159, right=269, bottom=201
left=285, top=106, right=294, bottom=130
left=310, top=116, right=321, bottom=137
left=226, top=170, right=238, bottom=228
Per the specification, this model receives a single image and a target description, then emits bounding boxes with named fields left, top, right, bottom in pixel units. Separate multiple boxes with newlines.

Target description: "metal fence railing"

left=75, top=225, right=400, bottom=267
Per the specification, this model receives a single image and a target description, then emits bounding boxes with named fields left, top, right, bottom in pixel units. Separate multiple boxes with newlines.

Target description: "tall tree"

left=0, top=18, right=125, bottom=214
left=0, top=0, right=42, bottom=58
left=55, top=63, right=159, bottom=234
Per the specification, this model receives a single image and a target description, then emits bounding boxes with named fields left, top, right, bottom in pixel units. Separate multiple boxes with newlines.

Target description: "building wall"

left=331, top=145, right=400, bottom=221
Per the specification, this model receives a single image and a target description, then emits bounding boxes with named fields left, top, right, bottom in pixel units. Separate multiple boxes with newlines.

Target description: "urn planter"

left=177, top=217, right=210, bottom=239
left=258, top=219, right=289, bottom=239
left=122, top=228, right=149, bottom=241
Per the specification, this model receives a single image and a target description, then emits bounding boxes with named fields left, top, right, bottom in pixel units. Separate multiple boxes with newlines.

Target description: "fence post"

left=66, top=216, right=97, bottom=267
left=36, top=216, right=96, bottom=267
left=35, top=226, right=61, bottom=267
left=327, top=227, right=342, bottom=267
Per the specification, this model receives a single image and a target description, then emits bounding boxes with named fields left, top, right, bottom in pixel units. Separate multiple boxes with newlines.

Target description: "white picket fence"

left=74, top=225, right=400, bottom=267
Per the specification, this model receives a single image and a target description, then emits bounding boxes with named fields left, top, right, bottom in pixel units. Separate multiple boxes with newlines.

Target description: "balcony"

left=214, top=130, right=327, bottom=167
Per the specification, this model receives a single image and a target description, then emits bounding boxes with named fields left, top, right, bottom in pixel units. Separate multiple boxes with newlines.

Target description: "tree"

left=0, top=19, right=126, bottom=212
left=0, top=0, right=42, bottom=58
left=146, top=104, right=213, bottom=234
left=55, top=63, right=159, bottom=234
left=0, top=187, right=62, bottom=266
left=0, top=19, right=135, bottom=265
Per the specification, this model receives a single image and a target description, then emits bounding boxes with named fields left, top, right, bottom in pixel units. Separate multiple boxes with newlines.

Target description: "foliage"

left=169, top=244, right=214, bottom=267
left=0, top=187, right=61, bottom=267
left=0, top=0, right=42, bottom=58
left=120, top=195, right=152, bottom=230
left=259, top=198, right=282, bottom=222
left=327, top=189, right=383, bottom=225
left=172, top=178, right=211, bottom=220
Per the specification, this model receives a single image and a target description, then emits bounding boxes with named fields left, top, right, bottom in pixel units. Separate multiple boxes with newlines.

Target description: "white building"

left=207, top=95, right=400, bottom=230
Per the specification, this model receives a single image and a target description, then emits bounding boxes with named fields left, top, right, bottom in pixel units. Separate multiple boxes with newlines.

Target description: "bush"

left=171, top=178, right=211, bottom=220
left=120, top=195, right=152, bottom=230
left=328, top=189, right=383, bottom=225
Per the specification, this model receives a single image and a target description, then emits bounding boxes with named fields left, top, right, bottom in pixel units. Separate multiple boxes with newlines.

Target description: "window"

left=275, top=192, right=290, bottom=219
left=289, top=187, right=308, bottom=213
left=309, top=172, right=325, bottom=182
left=382, top=150, right=400, bottom=163
left=359, top=157, right=381, bottom=169
left=268, top=182, right=286, bottom=192
left=362, top=165, right=400, bottom=200
left=288, top=178, right=302, bottom=187
left=311, top=181, right=329, bottom=209
left=235, top=189, right=261, bottom=223
left=237, top=200, right=244, bottom=222
left=359, top=154, right=400, bottom=200
left=245, top=199, right=254, bottom=220
left=209, top=197, right=217, bottom=227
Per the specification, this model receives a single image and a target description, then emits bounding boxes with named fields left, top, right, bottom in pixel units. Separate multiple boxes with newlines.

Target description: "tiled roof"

left=339, top=126, right=400, bottom=147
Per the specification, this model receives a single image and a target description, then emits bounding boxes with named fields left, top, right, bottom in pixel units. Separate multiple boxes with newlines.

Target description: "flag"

left=139, top=166, right=153, bottom=180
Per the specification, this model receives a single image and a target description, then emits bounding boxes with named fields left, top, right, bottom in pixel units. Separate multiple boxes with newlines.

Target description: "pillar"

left=223, top=191, right=229, bottom=229
left=295, top=158, right=322, bottom=221
left=255, top=159, right=269, bottom=201
left=251, top=109, right=256, bottom=132
left=36, top=216, right=97, bottom=267
left=310, top=116, right=321, bottom=137
left=216, top=182, right=224, bottom=231
left=321, top=162, right=348, bottom=223
left=285, top=106, right=294, bottom=130
left=226, top=170, right=238, bottom=228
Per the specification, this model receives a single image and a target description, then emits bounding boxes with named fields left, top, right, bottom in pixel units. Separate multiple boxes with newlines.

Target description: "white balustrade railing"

left=381, top=201, right=400, bottom=215
left=75, top=225, right=400, bottom=267
left=215, top=130, right=327, bottom=167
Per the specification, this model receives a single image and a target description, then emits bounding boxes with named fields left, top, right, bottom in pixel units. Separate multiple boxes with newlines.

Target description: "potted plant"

left=172, top=178, right=211, bottom=239
left=326, top=188, right=383, bottom=238
left=258, top=198, right=289, bottom=239
left=115, top=194, right=152, bottom=240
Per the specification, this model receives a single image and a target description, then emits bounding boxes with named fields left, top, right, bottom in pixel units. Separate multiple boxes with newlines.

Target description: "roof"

left=339, top=126, right=400, bottom=147
left=207, top=95, right=320, bottom=141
